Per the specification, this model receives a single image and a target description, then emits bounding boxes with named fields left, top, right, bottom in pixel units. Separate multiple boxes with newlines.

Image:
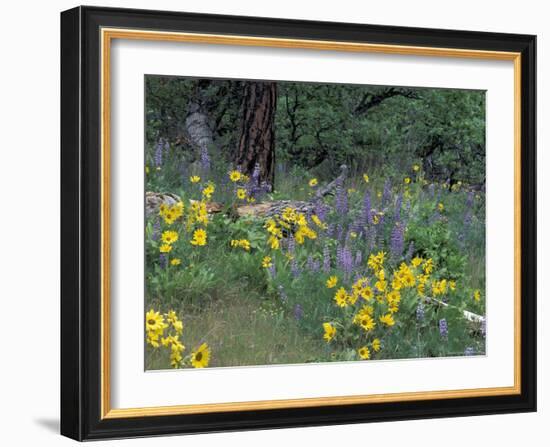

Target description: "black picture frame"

left=61, top=5, right=536, bottom=441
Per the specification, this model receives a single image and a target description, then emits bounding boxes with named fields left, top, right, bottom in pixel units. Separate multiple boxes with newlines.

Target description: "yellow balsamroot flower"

left=309, top=178, right=318, bottom=187
left=229, top=170, right=241, bottom=182
left=236, top=188, right=247, bottom=200
left=363, top=173, right=369, bottom=183
left=172, top=320, right=183, bottom=334
left=145, top=309, right=164, bottom=333
left=438, top=202, right=445, bottom=212
left=170, top=344, right=184, bottom=368
left=230, top=239, right=251, bottom=251
left=161, top=230, right=178, bottom=245
left=326, top=276, right=338, bottom=289
left=392, top=278, right=403, bottom=291
left=417, top=283, right=426, bottom=295
left=358, top=346, right=371, bottom=360
left=323, top=322, right=336, bottom=343
left=404, top=177, right=411, bottom=184
left=473, top=289, right=482, bottom=301
left=262, top=256, right=273, bottom=268
left=379, top=313, right=395, bottom=327
left=334, top=287, right=349, bottom=308
left=360, top=286, right=374, bottom=301
left=356, top=314, right=376, bottom=332
left=372, top=338, right=381, bottom=352
left=159, top=244, right=172, bottom=253
left=413, top=164, right=420, bottom=172
left=246, top=197, right=256, bottom=203
left=432, top=279, right=448, bottom=296
left=375, top=280, right=387, bottom=292
left=295, top=225, right=317, bottom=244
left=411, top=256, right=423, bottom=268
left=190, top=228, right=207, bottom=246
left=311, top=214, right=327, bottom=229
left=387, top=290, right=401, bottom=306
left=190, top=175, right=201, bottom=183
left=449, top=280, right=456, bottom=291
left=191, top=343, right=211, bottom=368
left=202, top=183, right=215, bottom=200
left=281, top=207, right=297, bottom=223
left=423, top=258, right=434, bottom=274
left=367, top=251, right=386, bottom=271
left=268, top=235, right=280, bottom=250
left=170, top=258, right=181, bottom=266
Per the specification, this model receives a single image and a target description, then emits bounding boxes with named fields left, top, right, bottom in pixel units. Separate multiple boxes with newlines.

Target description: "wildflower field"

left=144, top=76, right=486, bottom=370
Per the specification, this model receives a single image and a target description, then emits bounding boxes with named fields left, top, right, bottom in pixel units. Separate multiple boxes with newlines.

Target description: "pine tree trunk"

left=236, top=81, right=277, bottom=188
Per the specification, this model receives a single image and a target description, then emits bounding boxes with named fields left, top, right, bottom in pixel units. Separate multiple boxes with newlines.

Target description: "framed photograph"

left=61, top=6, right=536, bottom=441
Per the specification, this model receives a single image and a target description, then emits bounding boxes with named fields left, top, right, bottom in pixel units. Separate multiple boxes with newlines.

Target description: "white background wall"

left=0, top=0, right=546, bottom=445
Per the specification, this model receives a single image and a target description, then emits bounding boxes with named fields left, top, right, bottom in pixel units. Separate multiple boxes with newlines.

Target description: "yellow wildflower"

left=404, top=177, right=411, bottom=184
left=358, top=346, right=371, bottom=360
left=323, top=322, right=336, bottom=342
left=190, top=228, right=207, bottom=246
left=202, top=183, right=215, bottom=199
left=474, top=289, right=481, bottom=301
left=326, top=276, right=338, bottom=288
left=334, top=287, right=348, bottom=307
left=170, top=258, right=181, bottom=266
left=191, top=343, right=211, bottom=368
left=309, top=178, right=318, bottom=187
left=190, top=175, right=201, bottom=183
left=229, top=170, right=241, bottom=182
left=379, top=313, right=395, bottom=327
left=372, top=338, right=381, bottom=352
left=159, top=244, right=172, bottom=253
left=363, top=173, right=369, bottom=183
left=262, top=256, right=272, bottom=268
left=236, top=188, right=247, bottom=200
left=161, top=230, right=178, bottom=245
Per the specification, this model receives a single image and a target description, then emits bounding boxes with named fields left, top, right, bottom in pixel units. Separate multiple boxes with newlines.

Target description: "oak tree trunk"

left=236, top=81, right=277, bottom=188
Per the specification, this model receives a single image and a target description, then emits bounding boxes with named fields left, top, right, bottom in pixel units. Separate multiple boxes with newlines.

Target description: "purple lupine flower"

left=464, top=347, right=475, bottom=356
left=294, top=304, right=303, bottom=321
left=416, top=303, right=425, bottom=322
left=314, top=200, right=329, bottom=221
left=338, top=246, right=353, bottom=278
left=199, top=146, right=210, bottom=173
left=335, top=178, right=348, bottom=214
left=323, top=244, right=331, bottom=273
left=439, top=318, right=448, bottom=338
left=287, top=236, right=296, bottom=256
left=405, top=241, right=415, bottom=262
left=153, top=139, right=164, bottom=167
left=268, top=262, right=276, bottom=277
left=390, top=222, right=405, bottom=260
left=159, top=253, right=167, bottom=269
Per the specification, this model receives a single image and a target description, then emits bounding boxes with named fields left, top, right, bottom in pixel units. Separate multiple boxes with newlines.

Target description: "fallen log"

left=146, top=192, right=315, bottom=219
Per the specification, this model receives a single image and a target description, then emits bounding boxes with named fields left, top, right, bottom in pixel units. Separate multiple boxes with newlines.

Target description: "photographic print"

left=144, top=76, right=487, bottom=370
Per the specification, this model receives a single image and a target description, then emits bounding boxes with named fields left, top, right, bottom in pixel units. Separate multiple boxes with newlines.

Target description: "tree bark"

left=236, top=81, right=277, bottom=188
